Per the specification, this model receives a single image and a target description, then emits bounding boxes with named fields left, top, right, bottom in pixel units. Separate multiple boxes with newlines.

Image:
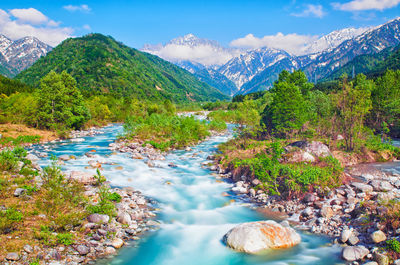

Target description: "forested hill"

left=324, top=44, right=400, bottom=81
left=16, top=33, right=228, bottom=102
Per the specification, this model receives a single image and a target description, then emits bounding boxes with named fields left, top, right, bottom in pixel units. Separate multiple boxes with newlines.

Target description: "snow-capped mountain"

left=142, top=34, right=241, bottom=67
left=301, top=27, right=369, bottom=55
left=301, top=17, right=400, bottom=81
left=218, top=47, right=291, bottom=88
left=241, top=17, right=400, bottom=95
left=0, top=35, right=52, bottom=77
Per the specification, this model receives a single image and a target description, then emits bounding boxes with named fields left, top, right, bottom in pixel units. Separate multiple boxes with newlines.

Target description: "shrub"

left=87, top=185, right=116, bottom=217
left=57, top=232, right=74, bottom=245
left=0, top=208, right=23, bottom=233
left=107, top=192, right=122, bottom=202
left=387, top=238, right=400, bottom=253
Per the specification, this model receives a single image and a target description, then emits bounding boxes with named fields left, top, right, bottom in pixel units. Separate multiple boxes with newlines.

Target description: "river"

left=31, top=124, right=343, bottom=265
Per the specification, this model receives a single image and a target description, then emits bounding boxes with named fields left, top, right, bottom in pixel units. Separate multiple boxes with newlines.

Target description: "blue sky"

left=0, top=0, right=399, bottom=48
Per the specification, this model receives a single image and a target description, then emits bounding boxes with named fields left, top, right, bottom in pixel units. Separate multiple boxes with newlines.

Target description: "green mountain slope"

left=0, top=74, right=33, bottom=96
left=324, top=45, right=400, bottom=81
left=16, top=34, right=228, bottom=102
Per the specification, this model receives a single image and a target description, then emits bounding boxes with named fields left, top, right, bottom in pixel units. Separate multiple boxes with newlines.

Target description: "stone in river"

left=223, top=220, right=301, bottom=254
left=370, top=230, right=386, bottom=243
left=342, top=246, right=369, bottom=261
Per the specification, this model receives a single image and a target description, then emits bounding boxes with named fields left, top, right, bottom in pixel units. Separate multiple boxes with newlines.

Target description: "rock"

left=370, top=230, right=386, bottom=243
left=14, top=188, right=27, bottom=197
left=373, top=252, right=389, bottom=265
left=301, top=207, right=314, bottom=217
left=117, top=212, right=132, bottom=225
left=370, top=180, right=394, bottom=192
left=303, top=193, right=316, bottom=203
left=223, top=220, right=301, bottom=254
left=340, top=229, right=352, bottom=243
left=342, top=246, right=369, bottom=261
left=69, top=171, right=96, bottom=184
left=352, top=182, right=373, bottom=193
left=58, top=154, right=70, bottom=161
left=286, top=150, right=316, bottom=163
left=136, top=197, right=146, bottom=205
left=251, top=179, right=261, bottom=186
left=348, top=235, right=360, bottom=246
left=6, top=253, right=20, bottom=261
left=393, top=259, right=400, bottom=265
left=76, top=245, right=89, bottom=255
left=111, top=238, right=124, bottom=249
left=23, top=244, right=33, bottom=253
left=87, top=214, right=109, bottom=224
left=320, top=205, right=334, bottom=219
left=26, top=153, right=40, bottom=162
left=286, top=141, right=331, bottom=158
left=104, top=246, right=116, bottom=255
left=364, top=262, right=378, bottom=265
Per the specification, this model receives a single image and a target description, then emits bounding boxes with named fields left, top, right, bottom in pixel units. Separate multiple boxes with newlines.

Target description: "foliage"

left=0, top=135, right=40, bottom=147
left=87, top=185, right=116, bottom=217
left=107, top=192, right=122, bottom=203
left=231, top=141, right=343, bottom=196
left=0, top=146, right=28, bottom=172
left=36, top=159, right=88, bottom=231
left=333, top=74, right=373, bottom=151
left=16, top=33, right=228, bottom=102
left=261, top=70, right=311, bottom=138
left=36, top=71, right=90, bottom=130
left=124, top=113, right=210, bottom=150
left=56, top=232, right=74, bottom=245
left=387, top=238, right=400, bottom=253
left=0, top=208, right=23, bottom=233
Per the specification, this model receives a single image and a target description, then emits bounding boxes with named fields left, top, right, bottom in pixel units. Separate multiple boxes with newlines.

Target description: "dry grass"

left=0, top=123, right=58, bottom=143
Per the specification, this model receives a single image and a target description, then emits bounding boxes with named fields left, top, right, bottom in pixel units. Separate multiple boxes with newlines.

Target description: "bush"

left=87, top=185, right=116, bottom=217
left=107, top=192, right=122, bottom=202
left=0, top=208, right=23, bottom=233
left=57, top=232, right=74, bottom=245
left=387, top=238, right=400, bottom=253
left=124, top=113, right=210, bottom=150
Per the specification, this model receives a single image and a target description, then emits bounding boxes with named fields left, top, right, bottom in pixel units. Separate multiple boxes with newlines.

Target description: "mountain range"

left=142, top=18, right=400, bottom=95
left=0, top=35, right=52, bottom=77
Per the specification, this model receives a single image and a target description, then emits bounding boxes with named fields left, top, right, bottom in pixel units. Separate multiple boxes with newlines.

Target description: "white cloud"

left=146, top=43, right=237, bottom=66
left=0, top=8, right=73, bottom=46
left=63, top=4, right=91, bottom=13
left=333, top=0, right=400, bottom=11
left=9, top=8, right=48, bottom=25
left=291, top=4, right=327, bottom=18
left=230, top=33, right=318, bottom=55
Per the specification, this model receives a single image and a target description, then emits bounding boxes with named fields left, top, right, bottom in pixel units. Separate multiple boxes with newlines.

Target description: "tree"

left=334, top=74, right=373, bottom=151
left=36, top=71, right=90, bottom=130
left=369, top=70, right=400, bottom=137
left=261, top=70, right=309, bottom=138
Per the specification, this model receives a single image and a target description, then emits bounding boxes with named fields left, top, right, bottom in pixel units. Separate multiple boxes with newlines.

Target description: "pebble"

left=370, top=230, right=386, bottom=243
left=5, top=253, right=19, bottom=261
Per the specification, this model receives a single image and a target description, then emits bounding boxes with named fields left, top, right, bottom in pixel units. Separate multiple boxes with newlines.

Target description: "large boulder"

left=286, top=141, right=331, bottom=158
left=223, top=221, right=301, bottom=254
left=285, top=150, right=316, bottom=163
left=342, top=246, right=369, bottom=261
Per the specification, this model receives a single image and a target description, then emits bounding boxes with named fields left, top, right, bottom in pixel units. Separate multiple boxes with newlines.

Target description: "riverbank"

left=0, top=126, right=159, bottom=265
left=211, top=139, right=400, bottom=264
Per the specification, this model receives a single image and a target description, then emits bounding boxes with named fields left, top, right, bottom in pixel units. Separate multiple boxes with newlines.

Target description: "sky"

left=0, top=0, right=399, bottom=49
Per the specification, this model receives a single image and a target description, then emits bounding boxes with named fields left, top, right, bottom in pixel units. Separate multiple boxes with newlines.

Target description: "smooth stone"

left=76, top=245, right=89, bottom=255
left=370, top=230, right=386, bottom=243
left=104, top=246, right=116, bottom=255
left=14, top=188, right=27, bottom=197
left=348, top=235, right=360, bottom=246
left=6, top=253, right=20, bottom=261
left=364, top=262, right=378, bottom=265
left=340, top=229, right=352, bottom=243
left=23, top=244, right=33, bottom=253
left=70, top=171, right=96, bottom=184
left=320, top=205, right=334, bottom=219
left=342, top=246, right=369, bottom=261
left=223, top=220, right=301, bottom=254
left=58, top=154, right=70, bottom=161
left=87, top=214, right=110, bottom=224
left=111, top=238, right=124, bottom=249
left=352, top=182, right=373, bottom=193
left=117, top=212, right=132, bottom=225
left=373, top=252, right=389, bottom=265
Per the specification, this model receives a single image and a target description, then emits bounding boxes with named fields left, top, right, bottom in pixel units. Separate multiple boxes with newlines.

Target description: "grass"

left=217, top=138, right=344, bottom=197
left=124, top=113, right=211, bottom=151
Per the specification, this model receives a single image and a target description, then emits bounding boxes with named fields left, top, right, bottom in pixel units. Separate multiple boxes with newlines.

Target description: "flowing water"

left=31, top=125, right=343, bottom=265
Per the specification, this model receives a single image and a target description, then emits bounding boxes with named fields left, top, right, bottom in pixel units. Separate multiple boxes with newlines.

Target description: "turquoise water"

left=31, top=125, right=343, bottom=265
